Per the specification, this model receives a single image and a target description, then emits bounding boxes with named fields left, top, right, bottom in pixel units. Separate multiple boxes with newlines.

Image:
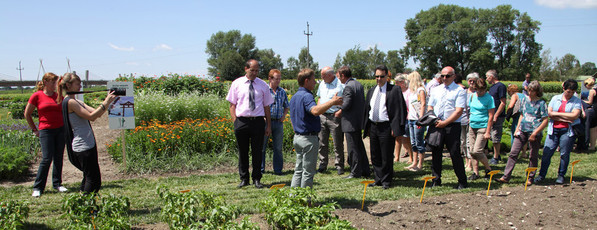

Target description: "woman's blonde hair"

left=407, top=71, right=424, bottom=92
left=35, top=72, right=59, bottom=91
left=57, top=73, right=81, bottom=104
left=584, top=78, right=595, bottom=88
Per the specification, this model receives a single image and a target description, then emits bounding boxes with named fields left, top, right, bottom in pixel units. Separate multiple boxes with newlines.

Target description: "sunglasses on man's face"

left=441, top=74, right=453, bottom=78
left=374, top=75, right=386, bottom=79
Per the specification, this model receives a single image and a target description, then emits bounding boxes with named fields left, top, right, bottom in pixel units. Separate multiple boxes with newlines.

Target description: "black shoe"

left=454, top=183, right=468, bottom=190
left=344, top=174, right=357, bottom=179
left=237, top=180, right=250, bottom=188
left=254, top=180, right=264, bottom=189
left=533, top=175, right=544, bottom=184
left=555, top=175, right=565, bottom=184
left=337, top=168, right=344, bottom=175
left=274, top=171, right=283, bottom=176
left=317, top=167, right=327, bottom=173
left=382, top=184, right=390, bottom=190
left=484, top=169, right=492, bottom=179
left=468, top=173, right=480, bottom=180
left=368, top=182, right=379, bottom=187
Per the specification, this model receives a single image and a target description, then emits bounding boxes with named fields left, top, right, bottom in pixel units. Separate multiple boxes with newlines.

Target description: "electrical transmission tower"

left=16, top=61, right=24, bottom=93
left=304, top=22, right=313, bottom=68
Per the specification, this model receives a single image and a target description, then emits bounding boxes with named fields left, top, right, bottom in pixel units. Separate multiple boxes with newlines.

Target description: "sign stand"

left=121, top=129, right=127, bottom=168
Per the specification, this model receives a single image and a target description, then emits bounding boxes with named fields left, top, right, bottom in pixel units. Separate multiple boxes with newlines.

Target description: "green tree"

left=580, top=62, right=597, bottom=75
left=539, top=49, right=560, bottom=81
left=334, top=45, right=405, bottom=79
left=556, top=53, right=581, bottom=77
left=256, top=49, right=283, bottom=79
left=298, top=47, right=320, bottom=77
left=205, top=30, right=258, bottom=81
left=283, top=56, right=300, bottom=80
left=404, top=4, right=541, bottom=80
left=386, top=50, right=406, bottom=76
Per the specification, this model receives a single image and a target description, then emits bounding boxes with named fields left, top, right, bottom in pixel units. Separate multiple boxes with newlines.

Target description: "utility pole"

left=16, top=61, right=24, bottom=93
left=303, top=22, right=313, bottom=68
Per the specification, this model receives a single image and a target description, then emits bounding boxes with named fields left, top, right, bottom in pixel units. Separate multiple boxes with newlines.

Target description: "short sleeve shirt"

left=268, top=86, right=289, bottom=120
left=547, top=94, right=582, bottom=136
left=469, top=93, right=495, bottom=129
left=488, top=82, right=507, bottom=117
left=317, top=77, right=344, bottom=114
left=226, top=76, right=274, bottom=117
left=28, top=91, right=63, bottom=130
left=428, top=82, right=466, bottom=122
left=518, top=96, right=548, bottom=133
left=290, top=87, right=320, bottom=134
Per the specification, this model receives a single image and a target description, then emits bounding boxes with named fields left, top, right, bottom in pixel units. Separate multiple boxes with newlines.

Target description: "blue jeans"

left=33, top=127, right=65, bottom=192
left=261, top=120, right=284, bottom=174
left=407, top=120, right=425, bottom=153
left=291, top=134, right=319, bottom=188
left=539, top=127, right=575, bottom=178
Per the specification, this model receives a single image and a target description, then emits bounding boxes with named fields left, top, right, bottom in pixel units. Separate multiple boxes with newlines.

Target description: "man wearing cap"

left=226, top=59, right=274, bottom=189
left=316, top=67, right=345, bottom=175
left=289, top=68, right=343, bottom=188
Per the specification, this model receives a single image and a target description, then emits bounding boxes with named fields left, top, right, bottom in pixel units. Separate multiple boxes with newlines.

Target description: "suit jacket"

left=363, top=83, right=408, bottom=138
left=341, top=78, right=366, bottom=132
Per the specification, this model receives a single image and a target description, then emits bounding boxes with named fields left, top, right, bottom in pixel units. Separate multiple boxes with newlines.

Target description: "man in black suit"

left=363, top=65, right=407, bottom=189
left=337, top=66, right=370, bottom=178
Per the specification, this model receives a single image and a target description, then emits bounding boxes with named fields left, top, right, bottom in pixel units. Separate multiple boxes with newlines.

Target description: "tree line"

left=206, top=4, right=596, bottom=82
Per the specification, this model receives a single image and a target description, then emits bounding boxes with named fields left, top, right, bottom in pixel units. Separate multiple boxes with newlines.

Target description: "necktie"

left=438, top=86, right=448, bottom=119
left=372, top=87, right=381, bottom=121
left=249, top=80, right=255, bottom=111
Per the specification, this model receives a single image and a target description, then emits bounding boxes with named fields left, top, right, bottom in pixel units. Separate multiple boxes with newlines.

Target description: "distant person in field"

left=59, top=73, right=117, bottom=194
left=486, top=69, right=507, bottom=165
left=226, top=59, right=274, bottom=189
left=316, top=67, right=345, bottom=175
left=25, top=72, right=68, bottom=197
left=289, top=68, right=343, bottom=188
left=522, top=73, right=531, bottom=96
left=427, top=66, right=468, bottom=189
left=261, top=69, right=289, bottom=175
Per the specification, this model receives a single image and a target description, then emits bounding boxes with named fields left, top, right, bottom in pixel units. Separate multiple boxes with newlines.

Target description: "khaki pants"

left=467, top=127, right=489, bottom=162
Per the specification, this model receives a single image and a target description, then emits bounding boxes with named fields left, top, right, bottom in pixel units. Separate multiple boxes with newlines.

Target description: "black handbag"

left=571, top=123, right=584, bottom=136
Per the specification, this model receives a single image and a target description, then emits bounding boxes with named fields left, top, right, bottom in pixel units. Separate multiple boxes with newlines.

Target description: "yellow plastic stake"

left=570, top=160, right=581, bottom=184
left=486, top=170, right=501, bottom=196
left=360, top=180, right=375, bottom=210
left=270, top=184, right=286, bottom=190
left=524, top=167, right=538, bottom=191
left=179, top=189, right=190, bottom=193
left=420, top=176, right=436, bottom=203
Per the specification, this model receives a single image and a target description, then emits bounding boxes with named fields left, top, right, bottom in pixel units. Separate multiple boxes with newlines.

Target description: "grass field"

left=1, top=150, right=595, bottom=229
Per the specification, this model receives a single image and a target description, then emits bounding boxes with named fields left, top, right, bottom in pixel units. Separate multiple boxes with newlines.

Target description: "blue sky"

left=1, top=0, right=596, bottom=81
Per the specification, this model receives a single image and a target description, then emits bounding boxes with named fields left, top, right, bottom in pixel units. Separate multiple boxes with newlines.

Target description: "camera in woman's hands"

left=109, top=88, right=126, bottom=96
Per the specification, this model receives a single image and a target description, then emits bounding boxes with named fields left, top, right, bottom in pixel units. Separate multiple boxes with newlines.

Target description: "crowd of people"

left=228, top=59, right=590, bottom=190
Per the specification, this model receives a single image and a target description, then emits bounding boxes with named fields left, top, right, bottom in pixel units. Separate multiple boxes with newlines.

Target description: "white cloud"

left=108, top=43, right=134, bottom=52
left=153, top=44, right=173, bottom=51
left=535, top=0, right=597, bottom=9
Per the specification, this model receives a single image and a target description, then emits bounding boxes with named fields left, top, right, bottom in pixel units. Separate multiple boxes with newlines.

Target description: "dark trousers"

left=503, top=132, right=540, bottom=181
left=369, top=122, right=394, bottom=186
left=234, top=117, right=265, bottom=182
left=75, top=146, right=101, bottom=194
left=345, top=131, right=370, bottom=177
left=33, top=127, right=65, bottom=192
left=429, top=123, right=467, bottom=186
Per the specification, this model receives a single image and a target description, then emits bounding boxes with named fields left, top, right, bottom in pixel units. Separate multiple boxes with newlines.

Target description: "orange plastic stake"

left=360, top=180, right=375, bottom=210
left=486, top=170, right=501, bottom=196
left=420, top=176, right=436, bottom=203
left=570, top=160, right=581, bottom=184
left=179, top=189, right=190, bottom=193
left=270, top=184, right=286, bottom=190
left=524, top=167, right=538, bottom=191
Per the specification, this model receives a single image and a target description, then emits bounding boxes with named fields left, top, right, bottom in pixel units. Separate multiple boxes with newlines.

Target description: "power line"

left=304, top=22, right=313, bottom=68
left=16, top=61, right=24, bottom=93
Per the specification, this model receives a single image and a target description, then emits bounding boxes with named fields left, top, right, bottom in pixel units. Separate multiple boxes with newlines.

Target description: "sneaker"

left=489, top=158, right=499, bottom=165
left=317, top=167, right=326, bottom=173
left=56, top=186, right=68, bottom=193
left=468, top=173, right=480, bottom=180
left=555, top=175, right=565, bottom=184
left=32, top=190, right=41, bottom=197
left=533, top=175, right=544, bottom=183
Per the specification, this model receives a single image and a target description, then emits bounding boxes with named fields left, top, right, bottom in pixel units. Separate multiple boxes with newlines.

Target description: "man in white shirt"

left=316, top=67, right=345, bottom=175
left=427, top=66, right=468, bottom=190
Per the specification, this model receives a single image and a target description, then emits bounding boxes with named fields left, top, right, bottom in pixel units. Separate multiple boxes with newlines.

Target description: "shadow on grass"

left=130, top=207, right=161, bottom=216
left=320, top=196, right=369, bottom=209
left=25, top=223, right=52, bottom=230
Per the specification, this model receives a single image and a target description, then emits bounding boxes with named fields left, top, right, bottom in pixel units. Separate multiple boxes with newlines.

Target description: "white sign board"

left=107, top=82, right=135, bottom=129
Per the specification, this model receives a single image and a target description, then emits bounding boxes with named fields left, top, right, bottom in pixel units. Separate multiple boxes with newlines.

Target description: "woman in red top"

left=25, top=72, right=68, bottom=197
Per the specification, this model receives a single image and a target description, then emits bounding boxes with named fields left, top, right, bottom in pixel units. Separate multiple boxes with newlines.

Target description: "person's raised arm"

left=69, top=92, right=116, bottom=121
left=311, top=93, right=343, bottom=116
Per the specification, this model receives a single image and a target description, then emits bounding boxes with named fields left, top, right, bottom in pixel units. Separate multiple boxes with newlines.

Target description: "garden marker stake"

left=179, top=190, right=190, bottom=193
left=270, top=184, right=285, bottom=190
left=121, top=130, right=127, bottom=168
left=570, top=160, right=581, bottom=184
left=524, top=167, right=538, bottom=191
left=360, top=180, right=375, bottom=210
left=420, top=176, right=436, bottom=203
left=486, top=170, right=501, bottom=196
